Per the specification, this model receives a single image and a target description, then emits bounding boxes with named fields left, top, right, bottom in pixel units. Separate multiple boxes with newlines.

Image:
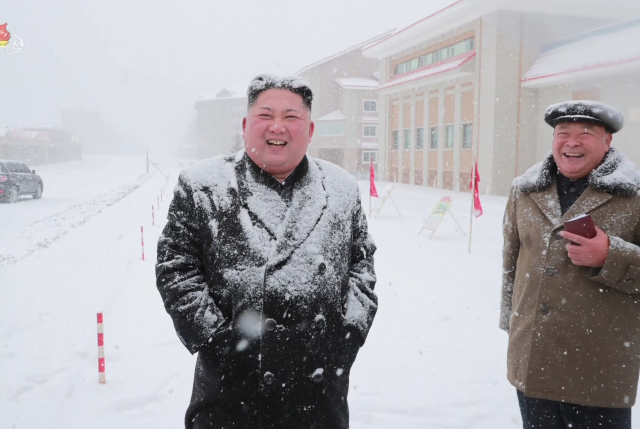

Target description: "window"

left=7, top=162, right=21, bottom=172
left=315, top=121, right=346, bottom=136
left=363, top=125, right=377, bottom=137
left=430, top=127, right=438, bottom=149
left=394, top=37, right=475, bottom=76
left=403, top=129, right=411, bottom=150
left=445, top=125, right=454, bottom=149
left=19, top=164, right=31, bottom=173
left=363, top=100, right=377, bottom=112
left=462, top=123, right=473, bottom=149
left=0, top=164, right=7, bottom=173
left=416, top=128, right=424, bottom=149
left=362, top=151, right=377, bottom=164
left=419, top=53, right=433, bottom=67
left=392, top=130, right=399, bottom=149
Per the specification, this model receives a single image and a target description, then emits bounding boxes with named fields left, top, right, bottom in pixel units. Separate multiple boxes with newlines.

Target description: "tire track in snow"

left=0, top=174, right=151, bottom=266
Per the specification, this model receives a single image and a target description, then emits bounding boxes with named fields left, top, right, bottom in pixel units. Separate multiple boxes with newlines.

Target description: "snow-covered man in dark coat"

left=156, top=74, right=377, bottom=429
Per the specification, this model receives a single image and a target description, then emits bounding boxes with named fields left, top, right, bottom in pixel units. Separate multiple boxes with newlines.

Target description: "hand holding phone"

left=564, top=214, right=596, bottom=244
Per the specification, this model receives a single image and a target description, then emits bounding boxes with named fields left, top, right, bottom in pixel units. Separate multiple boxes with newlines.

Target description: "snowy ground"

left=1, top=155, right=633, bottom=428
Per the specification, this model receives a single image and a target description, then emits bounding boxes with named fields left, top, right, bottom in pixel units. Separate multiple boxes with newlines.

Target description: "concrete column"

left=453, top=85, right=462, bottom=191
left=409, top=92, right=417, bottom=185
left=423, top=89, right=430, bottom=187
left=378, top=93, right=388, bottom=182
left=397, top=93, right=404, bottom=183
left=437, top=89, right=445, bottom=188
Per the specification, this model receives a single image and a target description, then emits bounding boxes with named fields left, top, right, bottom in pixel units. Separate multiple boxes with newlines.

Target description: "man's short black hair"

left=246, top=74, right=313, bottom=112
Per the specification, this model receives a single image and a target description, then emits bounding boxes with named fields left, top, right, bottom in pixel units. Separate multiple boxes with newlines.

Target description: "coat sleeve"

left=500, top=185, right=520, bottom=331
left=590, top=220, right=640, bottom=295
left=156, top=173, right=227, bottom=354
left=342, top=191, right=378, bottom=345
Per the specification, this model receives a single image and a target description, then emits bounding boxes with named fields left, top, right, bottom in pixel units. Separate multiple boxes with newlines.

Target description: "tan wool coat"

left=500, top=147, right=640, bottom=408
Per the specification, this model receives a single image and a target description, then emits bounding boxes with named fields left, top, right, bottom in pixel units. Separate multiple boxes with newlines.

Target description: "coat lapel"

left=269, top=160, right=328, bottom=268
left=237, top=158, right=288, bottom=239
left=561, top=187, right=613, bottom=223
left=529, top=182, right=563, bottom=228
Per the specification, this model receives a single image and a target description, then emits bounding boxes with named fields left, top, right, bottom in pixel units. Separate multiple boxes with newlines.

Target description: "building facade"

left=297, top=31, right=392, bottom=179
left=0, top=128, right=82, bottom=165
left=195, top=88, right=247, bottom=160
left=364, top=0, right=640, bottom=195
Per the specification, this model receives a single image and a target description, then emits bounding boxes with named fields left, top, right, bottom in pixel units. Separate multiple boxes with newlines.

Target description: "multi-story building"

left=0, top=127, right=82, bottom=165
left=195, top=88, right=247, bottom=160
left=363, top=0, right=640, bottom=195
left=297, top=31, right=393, bottom=178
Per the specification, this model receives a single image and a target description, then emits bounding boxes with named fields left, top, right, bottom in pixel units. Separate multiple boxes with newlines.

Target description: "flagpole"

left=468, top=158, right=477, bottom=254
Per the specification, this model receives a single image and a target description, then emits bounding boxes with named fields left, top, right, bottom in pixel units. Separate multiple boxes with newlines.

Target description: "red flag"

left=369, top=158, right=378, bottom=198
left=470, top=162, right=483, bottom=218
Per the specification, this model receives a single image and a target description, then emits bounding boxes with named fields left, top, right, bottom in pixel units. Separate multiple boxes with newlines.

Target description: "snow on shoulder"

left=312, top=157, right=360, bottom=200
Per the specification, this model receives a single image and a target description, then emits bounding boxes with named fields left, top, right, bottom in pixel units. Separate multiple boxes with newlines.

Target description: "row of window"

left=394, top=38, right=475, bottom=76
left=392, top=123, right=472, bottom=150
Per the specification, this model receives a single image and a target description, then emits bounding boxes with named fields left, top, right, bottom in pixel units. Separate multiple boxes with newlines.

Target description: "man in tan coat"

left=501, top=100, right=640, bottom=429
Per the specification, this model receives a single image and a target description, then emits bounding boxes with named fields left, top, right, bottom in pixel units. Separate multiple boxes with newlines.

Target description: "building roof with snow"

left=316, top=110, right=346, bottom=122
left=363, top=0, right=640, bottom=59
left=335, top=77, right=379, bottom=90
left=196, top=87, right=247, bottom=104
left=522, top=19, right=640, bottom=87
left=295, top=30, right=395, bottom=75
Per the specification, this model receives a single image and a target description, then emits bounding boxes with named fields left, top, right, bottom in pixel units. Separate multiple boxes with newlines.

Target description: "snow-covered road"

left=2, top=155, right=629, bottom=428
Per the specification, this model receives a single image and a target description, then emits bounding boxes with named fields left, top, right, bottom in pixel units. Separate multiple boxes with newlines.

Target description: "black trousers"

left=517, top=390, right=631, bottom=429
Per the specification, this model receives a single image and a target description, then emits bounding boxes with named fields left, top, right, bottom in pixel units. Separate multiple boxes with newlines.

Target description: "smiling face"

left=552, top=122, right=612, bottom=180
left=242, top=89, right=314, bottom=180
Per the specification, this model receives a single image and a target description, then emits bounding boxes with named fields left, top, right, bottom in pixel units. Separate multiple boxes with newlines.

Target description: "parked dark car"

left=0, top=160, right=44, bottom=203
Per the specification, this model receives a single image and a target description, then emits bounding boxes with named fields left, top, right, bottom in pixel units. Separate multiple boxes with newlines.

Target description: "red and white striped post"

left=97, top=312, right=106, bottom=384
left=152, top=205, right=155, bottom=226
left=141, top=225, right=145, bottom=261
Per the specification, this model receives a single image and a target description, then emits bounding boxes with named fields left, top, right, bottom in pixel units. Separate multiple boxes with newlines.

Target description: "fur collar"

left=514, top=147, right=640, bottom=196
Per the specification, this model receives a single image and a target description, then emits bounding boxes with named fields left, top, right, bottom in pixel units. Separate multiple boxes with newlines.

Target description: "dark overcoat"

left=156, top=152, right=377, bottom=428
left=500, top=148, right=640, bottom=408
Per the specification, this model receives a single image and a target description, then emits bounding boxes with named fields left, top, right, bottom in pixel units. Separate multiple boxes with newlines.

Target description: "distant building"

left=297, top=31, right=393, bottom=179
left=61, top=109, right=115, bottom=154
left=194, top=88, right=247, bottom=160
left=363, top=1, right=640, bottom=195
left=0, top=127, right=82, bottom=165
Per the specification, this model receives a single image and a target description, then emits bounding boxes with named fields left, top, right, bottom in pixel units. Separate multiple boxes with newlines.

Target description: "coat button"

left=263, top=371, right=274, bottom=385
left=556, top=231, right=563, bottom=239
left=314, top=314, right=326, bottom=329
left=318, top=262, right=327, bottom=274
left=312, top=370, right=324, bottom=384
left=539, top=305, right=550, bottom=315
left=545, top=267, right=557, bottom=276
left=265, top=318, right=276, bottom=332
left=626, top=278, right=635, bottom=284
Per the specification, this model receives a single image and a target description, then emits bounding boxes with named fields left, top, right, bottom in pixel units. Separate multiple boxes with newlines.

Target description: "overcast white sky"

left=0, top=0, right=455, bottom=152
